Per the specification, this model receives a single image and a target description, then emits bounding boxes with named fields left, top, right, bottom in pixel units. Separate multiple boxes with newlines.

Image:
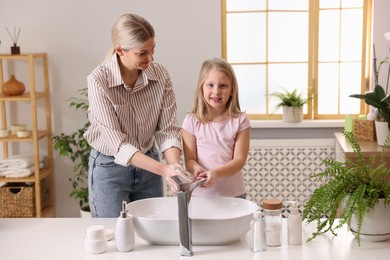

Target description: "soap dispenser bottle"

left=115, top=200, right=134, bottom=252
left=344, top=114, right=354, bottom=132
left=287, top=201, right=302, bottom=245
left=250, top=211, right=267, bottom=252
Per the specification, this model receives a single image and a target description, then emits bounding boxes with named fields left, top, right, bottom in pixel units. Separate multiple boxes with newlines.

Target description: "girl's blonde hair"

left=104, top=13, right=155, bottom=61
left=191, top=58, right=241, bottom=123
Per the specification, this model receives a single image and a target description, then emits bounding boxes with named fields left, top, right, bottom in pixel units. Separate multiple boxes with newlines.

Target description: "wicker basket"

left=353, top=119, right=376, bottom=141
left=0, top=181, right=46, bottom=217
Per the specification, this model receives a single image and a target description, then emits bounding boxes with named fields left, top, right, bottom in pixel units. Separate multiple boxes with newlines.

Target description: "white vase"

left=350, top=199, right=390, bottom=242
left=282, top=106, right=303, bottom=123
left=80, top=208, right=92, bottom=218
left=374, top=121, right=390, bottom=146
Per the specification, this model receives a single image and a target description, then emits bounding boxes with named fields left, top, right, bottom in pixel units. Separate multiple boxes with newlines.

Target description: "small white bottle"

left=250, top=211, right=267, bottom=252
left=367, top=108, right=377, bottom=121
left=115, top=201, right=134, bottom=252
left=287, top=201, right=302, bottom=245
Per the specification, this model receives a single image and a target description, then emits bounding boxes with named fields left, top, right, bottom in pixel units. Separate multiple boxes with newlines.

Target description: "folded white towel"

left=0, top=154, right=44, bottom=169
left=0, top=162, right=44, bottom=178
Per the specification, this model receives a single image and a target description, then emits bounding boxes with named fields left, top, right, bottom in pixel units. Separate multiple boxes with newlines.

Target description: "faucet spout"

left=177, top=191, right=193, bottom=256
left=172, top=177, right=205, bottom=256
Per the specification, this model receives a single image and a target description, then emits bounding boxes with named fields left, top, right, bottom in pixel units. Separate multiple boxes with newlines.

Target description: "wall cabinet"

left=0, top=53, right=55, bottom=217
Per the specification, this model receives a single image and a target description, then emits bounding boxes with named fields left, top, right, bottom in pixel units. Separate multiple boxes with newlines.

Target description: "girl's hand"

left=193, top=166, right=206, bottom=178
left=197, top=171, right=216, bottom=188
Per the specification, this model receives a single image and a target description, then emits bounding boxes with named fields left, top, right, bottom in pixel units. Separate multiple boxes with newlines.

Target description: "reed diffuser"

left=6, top=26, right=21, bottom=55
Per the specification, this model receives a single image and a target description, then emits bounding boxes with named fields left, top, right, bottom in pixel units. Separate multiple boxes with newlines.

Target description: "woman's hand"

left=163, top=163, right=191, bottom=195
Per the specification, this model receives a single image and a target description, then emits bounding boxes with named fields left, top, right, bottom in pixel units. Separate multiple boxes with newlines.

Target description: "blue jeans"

left=88, top=148, right=163, bottom=217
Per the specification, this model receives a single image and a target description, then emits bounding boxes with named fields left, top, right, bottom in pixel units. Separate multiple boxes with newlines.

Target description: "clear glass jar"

left=262, top=198, right=283, bottom=247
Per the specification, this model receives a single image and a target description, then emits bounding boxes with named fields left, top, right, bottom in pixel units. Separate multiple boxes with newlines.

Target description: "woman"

left=84, top=13, right=187, bottom=217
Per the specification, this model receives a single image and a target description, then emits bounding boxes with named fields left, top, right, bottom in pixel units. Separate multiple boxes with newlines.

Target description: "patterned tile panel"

left=244, top=145, right=334, bottom=217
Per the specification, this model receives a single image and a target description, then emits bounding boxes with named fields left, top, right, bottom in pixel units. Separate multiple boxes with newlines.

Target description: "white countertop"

left=0, top=217, right=389, bottom=260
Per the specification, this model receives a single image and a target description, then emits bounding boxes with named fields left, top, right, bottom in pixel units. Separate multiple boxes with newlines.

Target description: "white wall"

left=373, top=0, right=390, bottom=89
left=0, top=0, right=221, bottom=216
left=0, top=0, right=389, bottom=217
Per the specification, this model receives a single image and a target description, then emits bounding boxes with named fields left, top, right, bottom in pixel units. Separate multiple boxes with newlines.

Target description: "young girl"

left=182, top=58, right=250, bottom=198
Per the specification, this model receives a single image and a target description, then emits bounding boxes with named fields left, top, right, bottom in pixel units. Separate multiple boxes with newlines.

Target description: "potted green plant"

left=349, top=84, right=390, bottom=146
left=349, top=85, right=390, bottom=126
left=350, top=32, right=390, bottom=145
left=270, top=87, right=308, bottom=122
left=53, top=88, right=91, bottom=214
left=302, top=131, right=390, bottom=245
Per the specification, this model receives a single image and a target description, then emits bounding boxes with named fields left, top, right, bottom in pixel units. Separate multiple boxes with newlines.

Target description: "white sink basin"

left=127, top=196, right=258, bottom=245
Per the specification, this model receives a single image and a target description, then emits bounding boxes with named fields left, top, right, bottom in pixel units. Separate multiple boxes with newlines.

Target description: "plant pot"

left=80, top=206, right=91, bottom=218
left=282, top=106, right=303, bottom=123
left=350, top=199, right=390, bottom=242
left=374, top=121, right=390, bottom=146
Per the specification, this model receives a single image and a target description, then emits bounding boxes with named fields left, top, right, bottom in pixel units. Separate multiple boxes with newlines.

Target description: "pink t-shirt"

left=182, top=112, right=251, bottom=197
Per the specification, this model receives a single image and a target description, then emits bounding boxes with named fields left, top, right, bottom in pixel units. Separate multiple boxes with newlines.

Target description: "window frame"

left=221, top=0, right=372, bottom=120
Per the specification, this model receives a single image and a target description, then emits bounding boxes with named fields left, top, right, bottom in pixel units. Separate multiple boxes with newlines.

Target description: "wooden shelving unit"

left=0, top=53, right=55, bottom=217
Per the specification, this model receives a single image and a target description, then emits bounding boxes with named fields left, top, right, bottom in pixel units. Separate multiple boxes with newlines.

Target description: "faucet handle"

left=174, top=165, right=193, bottom=180
left=171, top=175, right=185, bottom=185
left=171, top=175, right=191, bottom=191
left=189, top=178, right=206, bottom=191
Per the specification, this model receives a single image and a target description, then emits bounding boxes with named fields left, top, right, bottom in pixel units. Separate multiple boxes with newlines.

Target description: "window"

left=222, top=0, right=371, bottom=120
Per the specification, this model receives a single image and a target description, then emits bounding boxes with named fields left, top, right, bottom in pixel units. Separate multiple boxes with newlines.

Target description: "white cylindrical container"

left=0, top=129, right=8, bottom=137
left=250, top=211, right=267, bottom=252
left=86, top=225, right=106, bottom=240
left=84, top=225, right=107, bottom=254
left=11, top=124, right=27, bottom=136
left=287, top=201, right=302, bottom=245
left=115, top=201, right=134, bottom=252
left=262, top=198, right=283, bottom=247
left=84, top=238, right=107, bottom=254
left=17, top=130, right=30, bottom=138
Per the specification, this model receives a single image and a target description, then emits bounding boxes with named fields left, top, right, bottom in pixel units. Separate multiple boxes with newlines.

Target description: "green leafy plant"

left=53, top=88, right=91, bottom=211
left=270, top=87, right=308, bottom=108
left=302, top=131, right=390, bottom=245
left=349, top=85, right=390, bottom=129
left=350, top=33, right=390, bottom=129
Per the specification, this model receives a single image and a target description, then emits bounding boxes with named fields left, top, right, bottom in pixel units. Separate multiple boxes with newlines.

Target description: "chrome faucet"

left=171, top=176, right=205, bottom=256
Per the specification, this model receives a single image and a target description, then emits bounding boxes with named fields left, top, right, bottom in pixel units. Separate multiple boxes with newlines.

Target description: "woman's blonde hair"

left=105, top=13, right=155, bottom=61
left=191, top=58, right=241, bottom=123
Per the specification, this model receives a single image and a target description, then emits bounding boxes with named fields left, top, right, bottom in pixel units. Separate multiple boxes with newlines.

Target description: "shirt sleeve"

left=182, top=113, right=195, bottom=134
left=86, top=74, right=139, bottom=166
left=238, top=113, right=251, bottom=133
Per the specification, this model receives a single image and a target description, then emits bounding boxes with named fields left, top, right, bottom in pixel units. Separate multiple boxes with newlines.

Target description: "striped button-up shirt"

left=84, top=54, right=182, bottom=167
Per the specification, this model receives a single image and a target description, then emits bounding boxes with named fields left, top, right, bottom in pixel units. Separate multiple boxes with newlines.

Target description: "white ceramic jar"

left=84, top=225, right=107, bottom=254
left=11, top=124, right=27, bottom=136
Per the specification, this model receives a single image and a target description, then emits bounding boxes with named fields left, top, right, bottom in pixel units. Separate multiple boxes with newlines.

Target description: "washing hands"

left=193, top=166, right=215, bottom=188
left=164, top=163, right=192, bottom=195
